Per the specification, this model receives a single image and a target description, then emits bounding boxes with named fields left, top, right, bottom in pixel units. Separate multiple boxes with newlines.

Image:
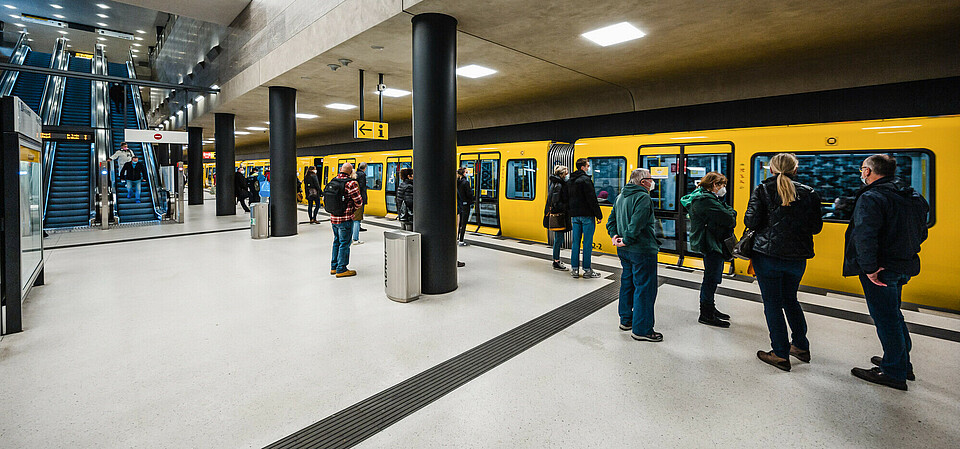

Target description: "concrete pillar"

left=412, top=13, right=458, bottom=294
left=214, top=113, right=236, bottom=216
left=187, top=127, right=203, bottom=205
left=268, top=86, right=297, bottom=237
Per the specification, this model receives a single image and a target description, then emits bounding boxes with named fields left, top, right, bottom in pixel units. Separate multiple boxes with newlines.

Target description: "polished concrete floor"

left=1, top=199, right=958, bottom=448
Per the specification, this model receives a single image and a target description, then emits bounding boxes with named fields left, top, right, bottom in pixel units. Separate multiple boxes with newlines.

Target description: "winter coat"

left=457, top=176, right=474, bottom=208
left=234, top=171, right=249, bottom=199
left=119, top=161, right=147, bottom=181
left=842, top=176, right=929, bottom=277
left=606, top=183, right=660, bottom=255
left=357, top=170, right=368, bottom=203
left=397, top=179, right=414, bottom=223
left=743, top=175, right=823, bottom=260
left=566, top=169, right=603, bottom=220
left=543, top=175, right=571, bottom=231
left=682, top=187, right=737, bottom=256
left=304, top=172, right=321, bottom=198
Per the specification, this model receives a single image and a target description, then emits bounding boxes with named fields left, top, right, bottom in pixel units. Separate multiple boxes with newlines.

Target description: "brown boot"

left=336, top=270, right=357, bottom=278
left=757, top=350, right=791, bottom=371
left=790, top=345, right=811, bottom=363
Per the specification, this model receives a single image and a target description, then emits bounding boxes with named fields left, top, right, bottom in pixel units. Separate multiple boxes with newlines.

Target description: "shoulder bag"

left=732, top=184, right=768, bottom=260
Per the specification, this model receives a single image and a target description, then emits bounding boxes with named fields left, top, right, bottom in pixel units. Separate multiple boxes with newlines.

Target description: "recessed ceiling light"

left=297, top=113, right=321, bottom=118
left=96, top=3, right=110, bottom=9
left=136, top=29, right=146, bottom=34
left=234, top=131, right=251, bottom=135
left=581, top=22, right=646, bottom=47
left=456, top=64, right=497, bottom=78
left=135, top=37, right=143, bottom=41
left=324, top=104, right=355, bottom=111
left=133, top=43, right=141, bottom=47
left=53, top=14, right=64, bottom=19
left=50, top=4, right=63, bottom=9
left=131, top=54, right=137, bottom=58
left=97, top=14, right=108, bottom=18
left=3, top=5, right=15, bottom=10
left=861, top=124, right=921, bottom=130
left=378, top=88, right=410, bottom=97
left=97, top=22, right=107, bottom=27
left=246, top=126, right=268, bottom=131
left=97, top=37, right=106, bottom=41
left=8, top=14, right=18, bottom=18
left=27, top=38, right=33, bottom=42
left=58, top=30, right=68, bottom=34
left=14, top=22, right=24, bottom=27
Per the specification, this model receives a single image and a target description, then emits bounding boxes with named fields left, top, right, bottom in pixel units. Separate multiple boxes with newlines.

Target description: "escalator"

left=106, top=61, right=158, bottom=223
left=9, top=49, right=51, bottom=114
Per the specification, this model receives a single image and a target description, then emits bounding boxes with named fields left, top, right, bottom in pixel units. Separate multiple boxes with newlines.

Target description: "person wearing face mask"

left=543, top=165, right=572, bottom=270
left=681, top=172, right=737, bottom=328
left=566, top=158, right=604, bottom=278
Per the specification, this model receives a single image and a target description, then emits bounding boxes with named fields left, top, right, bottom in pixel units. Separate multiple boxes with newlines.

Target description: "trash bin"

left=251, top=202, right=269, bottom=239
left=384, top=230, right=421, bottom=302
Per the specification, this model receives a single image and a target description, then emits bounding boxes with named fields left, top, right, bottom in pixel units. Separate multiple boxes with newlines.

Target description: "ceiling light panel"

left=582, top=22, right=646, bottom=46
left=324, top=104, right=355, bottom=110
left=53, top=14, right=64, bottom=19
left=97, top=22, right=107, bottom=26
left=96, top=3, right=110, bottom=9
left=50, top=4, right=62, bottom=8
left=456, top=64, right=497, bottom=78
left=297, top=113, right=321, bottom=118
left=379, top=88, right=410, bottom=97
left=234, top=131, right=251, bottom=135
left=246, top=127, right=268, bottom=131
left=3, top=5, right=15, bottom=10
left=97, top=13, right=108, bottom=18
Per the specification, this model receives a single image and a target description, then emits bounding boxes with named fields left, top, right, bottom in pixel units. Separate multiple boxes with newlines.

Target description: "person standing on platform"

left=119, top=155, right=148, bottom=203
left=234, top=166, right=250, bottom=213
left=303, top=166, right=321, bottom=224
left=681, top=172, right=737, bottom=328
left=544, top=165, right=571, bottom=271
left=354, top=162, right=369, bottom=233
left=109, top=142, right=134, bottom=173
left=397, top=168, right=414, bottom=231
left=325, top=163, right=363, bottom=278
left=247, top=168, right=261, bottom=203
left=457, top=167, right=474, bottom=246
left=607, top=168, right=662, bottom=342
left=567, top=158, right=604, bottom=279
left=744, top=153, right=823, bottom=372
left=845, top=154, right=928, bottom=391
left=259, top=170, right=271, bottom=201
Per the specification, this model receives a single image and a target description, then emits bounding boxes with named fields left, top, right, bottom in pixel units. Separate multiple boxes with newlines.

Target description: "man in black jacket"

left=457, top=167, right=474, bottom=246
left=234, top=166, right=250, bottom=212
left=845, top=154, right=928, bottom=391
left=566, top=158, right=604, bottom=278
left=119, top=155, right=148, bottom=203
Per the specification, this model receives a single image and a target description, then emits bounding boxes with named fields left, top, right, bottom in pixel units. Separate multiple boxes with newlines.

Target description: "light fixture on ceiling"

left=3, top=5, right=15, bottom=10
left=57, top=30, right=67, bottom=34
left=133, top=43, right=141, bottom=47
left=235, top=131, right=251, bottom=135
left=210, top=84, right=220, bottom=90
left=50, top=4, right=63, bottom=8
left=456, top=64, right=497, bottom=78
left=338, top=58, right=352, bottom=67
left=27, top=38, right=33, bottom=42
left=370, top=45, right=384, bottom=51
left=131, top=49, right=139, bottom=53
left=861, top=124, right=921, bottom=130
left=327, top=64, right=340, bottom=71
left=53, top=14, right=64, bottom=19
left=8, top=14, right=18, bottom=19
left=136, top=29, right=146, bottom=34
left=296, top=113, right=320, bottom=119
left=378, top=88, right=410, bottom=98
left=96, top=3, right=110, bottom=9
left=581, top=22, right=646, bottom=47
left=97, top=22, right=107, bottom=27
left=97, top=13, right=108, bottom=18
left=135, top=36, right=143, bottom=41
left=324, top=104, right=355, bottom=110
left=246, top=126, right=268, bottom=131
left=97, top=37, right=105, bottom=41
left=14, top=23, right=24, bottom=27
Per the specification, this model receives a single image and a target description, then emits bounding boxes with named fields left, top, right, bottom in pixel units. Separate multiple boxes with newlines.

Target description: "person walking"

left=396, top=168, right=414, bottom=231
left=544, top=165, right=571, bottom=271
left=109, top=142, right=134, bottom=173
left=607, top=168, right=662, bottom=342
left=845, top=154, right=928, bottom=391
left=118, top=155, right=148, bottom=203
left=234, top=166, right=250, bottom=212
left=744, top=153, right=823, bottom=371
left=457, top=167, right=474, bottom=246
left=355, top=162, right=369, bottom=233
left=567, top=158, right=604, bottom=279
left=303, top=166, right=321, bottom=223
left=247, top=168, right=261, bottom=203
left=325, top=163, right=363, bottom=277
left=681, top=172, right=737, bottom=328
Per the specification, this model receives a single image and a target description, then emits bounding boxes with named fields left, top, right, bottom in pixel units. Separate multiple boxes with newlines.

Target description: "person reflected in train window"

left=304, top=166, right=321, bottom=223
left=247, top=168, right=261, bottom=203
left=457, top=167, right=474, bottom=246
left=354, top=162, right=369, bottom=236
left=744, top=153, right=823, bottom=372
left=681, top=172, right=736, bottom=328
left=397, top=168, right=414, bottom=231
left=543, top=165, right=571, bottom=271
left=598, top=181, right=613, bottom=204
left=235, top=165, right=250, bottom=213
left=823, top=196, right=855, bottom=220
left=846, top=154, right=929, bottom=391
left=567, top=158, right=604, bottom=279
left=607, top=168, right=662, bottom=342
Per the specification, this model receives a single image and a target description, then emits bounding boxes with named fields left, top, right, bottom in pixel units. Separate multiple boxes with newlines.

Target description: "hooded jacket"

left=567, top=169, right=603, bottom=220
left=743, top=175, right=823, bottom=260
left=606, top=183, right=659, bottom=255
left=681, top=186, right=737, bottom=256
left=543, top=174, right=572, bottom=230
left=843, top=176, right=929, bottom=277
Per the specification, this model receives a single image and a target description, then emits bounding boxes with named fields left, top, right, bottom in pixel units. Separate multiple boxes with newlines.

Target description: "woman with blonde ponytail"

left=743, top=153, right=824, bottom=372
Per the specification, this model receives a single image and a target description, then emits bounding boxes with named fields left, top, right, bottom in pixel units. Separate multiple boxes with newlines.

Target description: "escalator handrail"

left=41, top=38, right=69, bottom=223
left=93, top=45, right=118, bottom=224
left=0, top=33, right=28, bottom=96
left=125, top=54, right=163, bottom=220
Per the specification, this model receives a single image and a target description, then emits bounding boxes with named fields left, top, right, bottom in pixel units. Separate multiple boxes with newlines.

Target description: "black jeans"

left=307, top=196, right=320, bottom=220
left=458, top=204, right=471, bottom=241
left=237, top=195, right=250, bottom=212
left=753, top=253, right=809, bottom=359
left=699, top=251, right=724, bottom=308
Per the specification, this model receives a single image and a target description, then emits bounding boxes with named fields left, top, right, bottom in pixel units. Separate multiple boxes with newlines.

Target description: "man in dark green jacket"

left=607, top=168, right=662, bottom=342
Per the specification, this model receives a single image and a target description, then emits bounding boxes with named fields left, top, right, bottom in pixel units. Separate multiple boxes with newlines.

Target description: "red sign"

left=154, top=133, right=162, bottom=140
left=203, top=152, right=215, bottom=159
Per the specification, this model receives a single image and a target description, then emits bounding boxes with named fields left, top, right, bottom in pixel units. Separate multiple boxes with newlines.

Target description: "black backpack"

left=323, top=177, right=349, bottom=215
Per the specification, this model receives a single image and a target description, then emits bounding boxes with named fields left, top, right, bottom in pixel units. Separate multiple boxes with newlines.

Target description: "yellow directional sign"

left=354, top=120, right=389, bottom=140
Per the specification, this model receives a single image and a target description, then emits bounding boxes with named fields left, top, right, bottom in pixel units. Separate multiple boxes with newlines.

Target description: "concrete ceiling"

left=115, top=0, right=250, bottom=26
left=188, top=0, right=960, bottom=152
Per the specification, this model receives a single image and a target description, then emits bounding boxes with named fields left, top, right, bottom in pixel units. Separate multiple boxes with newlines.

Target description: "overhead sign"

left=203, top=152, right=215, bottom=159
left=354, top=120, right=388, bottom=140
left=124, top=129, right=189, bottom=144
left=650, top=166, right=669, bottom=179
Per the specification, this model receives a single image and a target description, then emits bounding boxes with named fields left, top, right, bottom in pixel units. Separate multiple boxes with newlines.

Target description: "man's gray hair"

left=358, top=162, right=367, bottom=171
left=629, top=168, right=650, bottom=185
left=340, top=162, right=354, bottom=174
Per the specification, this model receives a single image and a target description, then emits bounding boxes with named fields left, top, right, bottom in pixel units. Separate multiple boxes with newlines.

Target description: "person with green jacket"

left=681, top=172, right=737, bottom=328
left=607, top=168, right=662, bottom=342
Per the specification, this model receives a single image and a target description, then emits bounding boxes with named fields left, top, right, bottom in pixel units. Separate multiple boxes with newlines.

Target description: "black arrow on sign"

left=357, top=123, right=370, bottom=135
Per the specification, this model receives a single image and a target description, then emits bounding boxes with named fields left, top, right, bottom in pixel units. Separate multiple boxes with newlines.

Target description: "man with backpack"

left=324, top=163, right=364, bottom=278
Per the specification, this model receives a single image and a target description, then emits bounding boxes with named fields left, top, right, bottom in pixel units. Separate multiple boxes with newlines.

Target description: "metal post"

left=412, top=13, right=458, bottom=294
left=175, top=161, right=185, bottom=223
left=214, top=113, right=236, bottom=216
left=359, top=69, right=364, bottom=121
left=187, top=126, right=203, bottom=205
left=379, top=73, right=384, bottom=122
left=99, top=161, right=110, bottom=229
left=268, top=86, right=297, bottom=237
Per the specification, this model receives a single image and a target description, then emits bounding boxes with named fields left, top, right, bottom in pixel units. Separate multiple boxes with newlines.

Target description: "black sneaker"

left=359, top=228, right=368, bottom=232
left=713, top=308, right=730, bottom=320
left=582, top=269, right=601, bottom=278
left=571, top=269, right=580, bottom=279
left=852, top=366, right=908, bottom=391
left=553, top=261, right=569, bottom=271
left=757, top=350, right=791, bottom=371
left=789, top=345, right=811, bottom=363
left=457, top=261, right=465, bottom=268
left=631, top=332, right=663, bottom=342
left=619, top=323, right=631, bottom=331
left=698, top=315, right=731, bottom=328
left=871, top=356, right=915, bottom=381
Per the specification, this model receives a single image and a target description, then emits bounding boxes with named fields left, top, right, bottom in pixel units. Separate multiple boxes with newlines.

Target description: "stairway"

left=108, top=62, right=157, bottom=223
left=10, top=50, right=51, bottom=114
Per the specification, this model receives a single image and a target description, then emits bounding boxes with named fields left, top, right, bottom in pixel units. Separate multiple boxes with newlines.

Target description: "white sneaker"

left=353, top=240, right=365, bottom=245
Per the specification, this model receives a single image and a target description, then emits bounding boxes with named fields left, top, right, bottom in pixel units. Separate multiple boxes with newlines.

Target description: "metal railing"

left=41, top=39, right=69, bottom=223
left=0, top=32, right=28, bottom=96
left=125, top=51, right=163, bottom=219
left=93, top=45, right=116, bottom=225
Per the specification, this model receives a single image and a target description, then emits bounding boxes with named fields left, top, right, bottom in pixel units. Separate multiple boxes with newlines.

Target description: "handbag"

left=732, top=229, right=755, bottom=260
left=722, top=234, right=738, bottom=259
left=547, top=213, right=567, bottom=231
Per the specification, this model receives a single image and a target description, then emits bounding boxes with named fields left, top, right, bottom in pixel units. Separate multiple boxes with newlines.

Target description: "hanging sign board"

left=354, top=120, right=389, bottom=140
left=124, top=129, right=189, bottom=144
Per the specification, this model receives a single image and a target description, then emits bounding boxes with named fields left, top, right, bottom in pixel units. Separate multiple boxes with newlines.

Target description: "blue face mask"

left=564, top=174, right=570, bottom=181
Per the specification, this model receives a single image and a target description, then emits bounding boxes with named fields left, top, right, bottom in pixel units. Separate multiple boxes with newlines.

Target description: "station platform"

left=1, top=199, right=958, bottom=448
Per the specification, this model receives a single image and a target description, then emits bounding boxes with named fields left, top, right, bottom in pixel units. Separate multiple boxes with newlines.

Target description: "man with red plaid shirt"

left=330, top=163, right=364, bottom=277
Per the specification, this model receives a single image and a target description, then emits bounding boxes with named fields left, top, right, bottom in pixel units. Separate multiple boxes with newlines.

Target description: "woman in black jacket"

left=544, top=165, right=571, bottom=271
left=744, top=153, right=823, bottom=371
left=303, top=166, right=321, bottom=223
left=397, top=168, right=414, bottom=231
left=234, top=166, right=250, bottom=212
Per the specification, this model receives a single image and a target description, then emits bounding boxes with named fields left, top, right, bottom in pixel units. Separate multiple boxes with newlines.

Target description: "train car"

left=320, top=150, right=412, bottom=216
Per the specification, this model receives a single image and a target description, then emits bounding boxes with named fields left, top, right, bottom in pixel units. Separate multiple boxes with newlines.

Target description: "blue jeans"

left=700, top=252, right=725, bottom=307
left=125, top=179, right=142, bottom=201
left=353, top=219, right=361, bottom=241
left=552, top=231, right=565, bottom=261
left=570, top=216, right=596, bottom=270
left=618, top=250, right=659, bottom=335
left=860, top=271, right=913, bottom=381
left=752, top=253, right=809, bottom=359
left=330, top=221, right=353, bottom=273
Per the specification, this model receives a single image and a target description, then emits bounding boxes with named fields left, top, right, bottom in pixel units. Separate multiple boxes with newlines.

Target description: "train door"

left=384, top=156, right=412, bottom=214
left=547, top=143, right=575, bottom=249
left=639, top=143, right=733, bottom=269
left=459, top=152, right=501, bottom=235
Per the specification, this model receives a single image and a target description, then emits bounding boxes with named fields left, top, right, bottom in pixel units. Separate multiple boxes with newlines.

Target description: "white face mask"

left=564, top=174, right=570, bottom=181
left=645, top=180, right=655, bottom=191
left=716, top=186, right=727, bottom=197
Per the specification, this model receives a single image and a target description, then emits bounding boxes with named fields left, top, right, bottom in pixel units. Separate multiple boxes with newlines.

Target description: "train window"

left=751, top=150, right=933, bottom=224
left=589, top=157, right=627, bottom=205
left=366, top=163, right=383, bottom=190
left=506, top=159, right=536, bottom=200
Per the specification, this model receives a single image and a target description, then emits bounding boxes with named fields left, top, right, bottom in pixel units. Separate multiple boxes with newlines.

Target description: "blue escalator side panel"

left=107, top=62, right=158, bottom=223
left=10, top=51, right=52, bottom=115
left=45, top=142, right=92, bottom=228
left=60, top=57, right=92, bottom=127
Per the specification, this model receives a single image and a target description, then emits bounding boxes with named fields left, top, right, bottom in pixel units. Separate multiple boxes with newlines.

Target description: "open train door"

left=459, top=152, right=501, bottom=235
left=546, top=143, right=575, bottom=249
left=384, top=156, right=412, bottom=215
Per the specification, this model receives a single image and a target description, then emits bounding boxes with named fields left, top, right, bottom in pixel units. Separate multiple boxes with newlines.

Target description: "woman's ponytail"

left=769, top=153, right=798, bottom=206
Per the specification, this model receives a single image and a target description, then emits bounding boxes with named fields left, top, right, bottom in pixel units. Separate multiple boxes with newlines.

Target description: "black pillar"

left=187, top=127, right=203, bottom=205
left=412, top=13, right=458, bottom=294
left=214, top=113, right=236, bottom=216
left=268, top=86, right=297, bottom=237
left=155, top=143, right=169, bottom=165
